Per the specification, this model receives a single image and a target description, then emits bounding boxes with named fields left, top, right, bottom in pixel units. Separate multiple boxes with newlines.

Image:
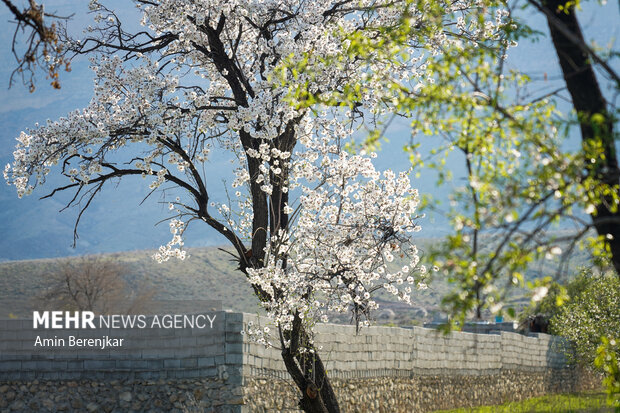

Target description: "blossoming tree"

left=2, top=1, right=439, bottom=411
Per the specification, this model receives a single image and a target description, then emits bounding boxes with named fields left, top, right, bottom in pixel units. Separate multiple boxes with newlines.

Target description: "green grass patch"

left=431, top=392, right=612, bottom=413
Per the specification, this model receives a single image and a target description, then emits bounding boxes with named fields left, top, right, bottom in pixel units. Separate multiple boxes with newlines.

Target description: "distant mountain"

left=0, top=244, right=453, bottom=326
left=0, top=240, right=445, bottom=318
left=0, top=240, right=590, bottom=325
left=0, top=246, right=258, bottom=317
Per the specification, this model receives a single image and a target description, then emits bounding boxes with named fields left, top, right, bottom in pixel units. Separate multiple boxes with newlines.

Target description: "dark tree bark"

left=541, top=0, right=620, bottom=275
left=280, top=315, right=340, bottom=413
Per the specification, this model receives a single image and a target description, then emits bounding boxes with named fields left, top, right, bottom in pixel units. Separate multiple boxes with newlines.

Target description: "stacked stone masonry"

left=0, top=312, right=600, bottom=412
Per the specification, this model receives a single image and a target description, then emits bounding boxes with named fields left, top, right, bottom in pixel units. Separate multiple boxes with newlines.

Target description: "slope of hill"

left=0, top=242, right=454, bottom=321
left=0, top=247, right=258, bottom=317
left=0, top=233, right=595, bottom=326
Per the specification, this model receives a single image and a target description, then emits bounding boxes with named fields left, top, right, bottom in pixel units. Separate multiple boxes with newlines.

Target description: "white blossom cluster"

left=5, top=54, right=181, bottom=197
left=154, top=218, right=188, bottom=262
left=246, top=129, right=425, bottom=338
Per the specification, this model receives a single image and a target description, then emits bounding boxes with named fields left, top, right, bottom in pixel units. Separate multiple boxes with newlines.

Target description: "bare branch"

left=2, top=0, right=72, bottom=90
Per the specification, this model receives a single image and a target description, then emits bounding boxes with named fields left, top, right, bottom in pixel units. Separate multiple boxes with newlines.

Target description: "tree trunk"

left=246, top=121, right=340, bottom=412
left=542, top=0, right=620, bottom=275
left=279, top=316, right=341, bottom=413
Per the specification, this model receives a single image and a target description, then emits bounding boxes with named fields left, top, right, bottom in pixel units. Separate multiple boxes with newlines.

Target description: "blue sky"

left=0, top=0, right=617, bottom=261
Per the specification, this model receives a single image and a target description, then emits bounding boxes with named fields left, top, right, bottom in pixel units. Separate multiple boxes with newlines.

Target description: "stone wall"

left=240, top=313, right=600, bottom=412
left=242, top=314, right=572, bottom=378
left=0, top=312, right=601, bottom=412
left=0, top=378, right=235, bottom=412
left=243, top=370, right=600, bottom=413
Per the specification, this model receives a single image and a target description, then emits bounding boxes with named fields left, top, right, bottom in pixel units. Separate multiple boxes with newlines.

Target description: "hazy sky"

left=0, top=0, right=617, bottom=261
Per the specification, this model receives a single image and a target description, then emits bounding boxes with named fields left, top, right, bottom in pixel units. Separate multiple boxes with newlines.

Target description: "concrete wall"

left=0, top=312, right=601, bottom=412
left=243, top=313, right=570, bottom=378
left=0, top=312, right=237, bottom=382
